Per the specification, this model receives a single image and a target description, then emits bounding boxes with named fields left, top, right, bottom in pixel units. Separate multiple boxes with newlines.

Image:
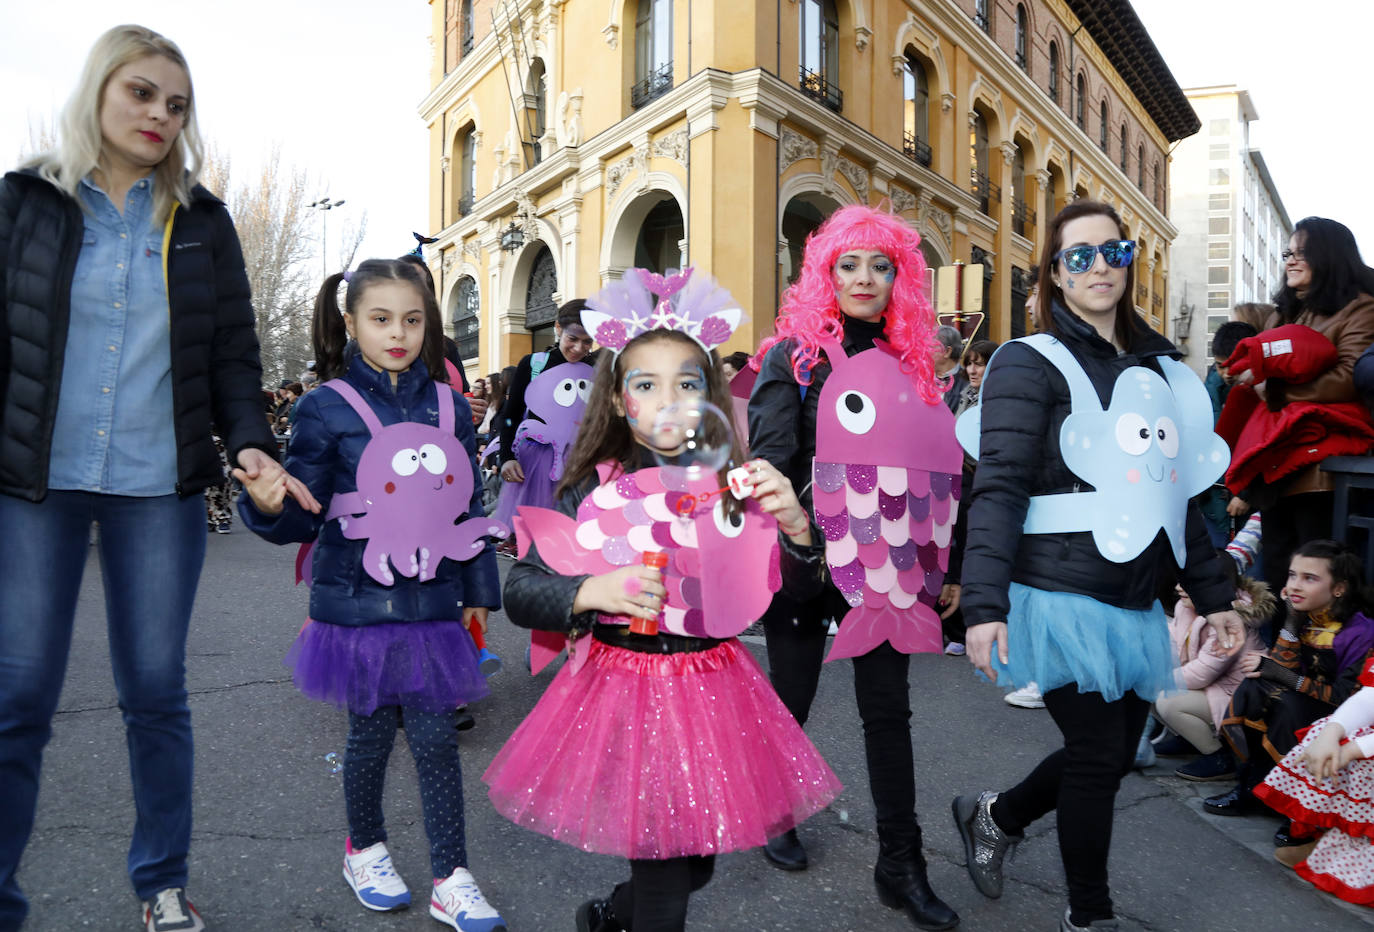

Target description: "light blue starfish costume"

left=956, top=334, right=1230, bottom=699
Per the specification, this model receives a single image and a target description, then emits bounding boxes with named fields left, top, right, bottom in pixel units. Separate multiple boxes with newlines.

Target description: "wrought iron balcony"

left=458, top=193, right=473, bottom=217
left=799, top=67, right=843, bottom=113
left=461, top=35, right=473, bottom=55
left=974, top=9, right=991, bottom=33
left=1011, top=196, right=1036, bottom=238
left=631, top=61, right=674, bottom=109
left=970, top=169, right=1000, bottom=216
left=903, top=132, right=932, bottom=168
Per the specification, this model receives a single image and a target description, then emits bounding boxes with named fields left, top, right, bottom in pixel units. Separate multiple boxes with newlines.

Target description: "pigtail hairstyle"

left=558, top=330, right=745, bottom=518
left=311, top=259, right=449, bottom=384
left=1035, top=200, right=1143, bottom=351
left=1292, top=539, right=1374, bottom=623
left=755, top=205, right=941, bottom=402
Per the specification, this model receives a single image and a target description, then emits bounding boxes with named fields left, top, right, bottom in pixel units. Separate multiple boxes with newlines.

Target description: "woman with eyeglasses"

left=1216, top=218, right=1374, bottom=642
left=953, top=201, right=1242, bottom=931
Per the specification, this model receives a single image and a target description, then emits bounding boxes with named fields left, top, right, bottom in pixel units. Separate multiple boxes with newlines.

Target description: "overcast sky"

left=2, top=0, right=1368, bottom=280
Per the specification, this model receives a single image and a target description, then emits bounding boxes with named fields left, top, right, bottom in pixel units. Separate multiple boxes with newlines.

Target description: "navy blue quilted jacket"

left=239, top=356, right=500, bottom=627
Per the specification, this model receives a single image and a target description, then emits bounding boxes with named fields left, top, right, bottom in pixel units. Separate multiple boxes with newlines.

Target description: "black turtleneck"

left=842, top=315, right=887, bottom=354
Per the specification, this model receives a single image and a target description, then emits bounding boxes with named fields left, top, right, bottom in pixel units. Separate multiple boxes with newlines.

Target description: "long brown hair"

left=557, top=329, right=744, bottom=513
left=1035, top=200, right=1141, bottom=350
left=312, top=258, right=448, bottom=384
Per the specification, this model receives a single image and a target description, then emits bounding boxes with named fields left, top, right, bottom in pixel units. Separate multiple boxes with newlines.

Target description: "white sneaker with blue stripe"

left=430, top=867, right=506, bottom=931
left=343, top=838, right=411, bottom=912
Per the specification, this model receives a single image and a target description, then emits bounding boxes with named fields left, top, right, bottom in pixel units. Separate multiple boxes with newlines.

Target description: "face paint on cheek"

left=622, top=392, right=640, bottom=419
left=1065, top=278, right=1076, bottom=289
left=883, top=267, right=896, bottom=284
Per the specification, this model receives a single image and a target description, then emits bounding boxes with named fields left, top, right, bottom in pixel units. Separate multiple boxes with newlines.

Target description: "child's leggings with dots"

left=344, top=705, right=466, bottom=877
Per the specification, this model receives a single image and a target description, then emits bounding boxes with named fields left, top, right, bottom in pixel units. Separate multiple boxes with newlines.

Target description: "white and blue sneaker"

left=343, top=838, right=411, bottom=912
left=430, top=867, right=506, bottom=931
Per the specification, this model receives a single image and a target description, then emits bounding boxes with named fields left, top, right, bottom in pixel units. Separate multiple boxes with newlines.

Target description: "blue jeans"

left=0, top=491, right=206, bottom=928
left=345, top=706, right=467, bottom=878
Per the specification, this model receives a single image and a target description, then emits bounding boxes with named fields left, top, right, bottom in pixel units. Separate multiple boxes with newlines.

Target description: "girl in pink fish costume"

left=485, top=269, right=840, bottom=932
left=747, top=204, right=961, bottom=929
left=239, top=259, right=508, bottom=930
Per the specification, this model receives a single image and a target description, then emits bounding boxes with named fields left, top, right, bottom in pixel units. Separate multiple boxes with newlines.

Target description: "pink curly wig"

left=757, top=204, right=941, bottom=402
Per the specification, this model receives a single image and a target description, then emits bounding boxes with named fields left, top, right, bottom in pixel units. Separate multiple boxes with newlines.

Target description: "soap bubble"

left=651, top=399, right=733, bottom=486
left=324, top=752, right=342, bottom=776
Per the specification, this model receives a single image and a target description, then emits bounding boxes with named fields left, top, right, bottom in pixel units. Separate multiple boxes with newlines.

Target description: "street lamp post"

left=308, top=197, right=346, bottom=279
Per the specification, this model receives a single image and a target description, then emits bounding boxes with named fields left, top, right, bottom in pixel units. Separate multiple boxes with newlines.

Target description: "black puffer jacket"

left=0, top=169, right=275, bottom=501
left=959, top=303, right=1234, bottom=625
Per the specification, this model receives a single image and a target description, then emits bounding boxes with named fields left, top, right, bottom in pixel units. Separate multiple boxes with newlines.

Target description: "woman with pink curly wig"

left=746, top=204, right=957, bottom=930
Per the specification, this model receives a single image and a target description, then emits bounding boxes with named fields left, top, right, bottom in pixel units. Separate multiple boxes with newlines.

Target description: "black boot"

left=763, top=828, right=808, bottom=871
left=575, top=896, right=624, bottom=932
left=874, top=826, right=959, bottom=930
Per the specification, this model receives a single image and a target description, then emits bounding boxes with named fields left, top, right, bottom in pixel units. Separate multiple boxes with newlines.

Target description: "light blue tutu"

left=987, top=583, right=1177, bottom=702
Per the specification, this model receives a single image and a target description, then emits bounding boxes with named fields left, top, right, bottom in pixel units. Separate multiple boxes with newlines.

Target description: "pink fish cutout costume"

left=515, top=462, right=782, bottom=674
left=812, top=338, right=963, bottom=660
left=513, top=361, right=594, bottom=481
left=319, top=379, right=509, bottom=585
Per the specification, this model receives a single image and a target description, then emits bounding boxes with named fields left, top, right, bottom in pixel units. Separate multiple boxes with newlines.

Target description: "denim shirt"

left=48, top=175, right=178, bottom=495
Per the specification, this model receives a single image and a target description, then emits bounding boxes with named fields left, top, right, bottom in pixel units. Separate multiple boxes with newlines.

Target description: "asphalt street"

left=14, top=527, right=1374, bottom=931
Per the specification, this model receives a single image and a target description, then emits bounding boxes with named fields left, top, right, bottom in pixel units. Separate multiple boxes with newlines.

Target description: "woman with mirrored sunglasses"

left=954, top=200, right=1241, bottom=931
left=1215, top=217, right=1374, bottom=644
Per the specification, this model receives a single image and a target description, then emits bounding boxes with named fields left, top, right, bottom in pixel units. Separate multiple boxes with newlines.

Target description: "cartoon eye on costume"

left=1114, top=413, right=1151, bottom=456
left=835, top=390, right=877, bottom=434
left=712, top=499, right=746, bottom=538
left=1154, top=417, right=1179, bottom=458
left=576, top=379, right=592, bottom=401
left=418, top=443, right=447, bottom=475
left=554, top=379, right=579, bottom=407
left=391, top=448, right=421, bottom=476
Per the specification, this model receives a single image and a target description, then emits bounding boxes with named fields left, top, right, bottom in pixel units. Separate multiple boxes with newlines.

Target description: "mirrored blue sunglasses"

left=1053, top=239, right=1136, bottom=274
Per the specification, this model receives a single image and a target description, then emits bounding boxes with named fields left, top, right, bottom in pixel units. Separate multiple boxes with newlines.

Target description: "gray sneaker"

left=1060, top=906, right=1119, bottom=930
left=952, top=791, right=1022, bottom=898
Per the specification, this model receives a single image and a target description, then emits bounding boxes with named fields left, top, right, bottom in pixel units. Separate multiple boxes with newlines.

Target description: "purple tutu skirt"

left=483, top=638, right=841, bottom=859
left=285, top=619, right=489, bottom=716
left=490, top=437, right=558, bottom=527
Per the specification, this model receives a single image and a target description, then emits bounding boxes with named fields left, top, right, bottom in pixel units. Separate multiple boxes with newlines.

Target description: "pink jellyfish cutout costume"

left=811, top=336, right=964, bottom=661
left=286, top=378, right=508, bottom=714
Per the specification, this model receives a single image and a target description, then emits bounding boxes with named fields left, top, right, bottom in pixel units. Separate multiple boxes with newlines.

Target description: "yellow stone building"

left=421, top=0, right=1198, bottom=376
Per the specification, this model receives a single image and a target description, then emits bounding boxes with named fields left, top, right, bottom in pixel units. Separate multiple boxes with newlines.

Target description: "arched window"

left=527, top=59, right=547, bottom=166
left=902, top=52, right=931, bottom=167
left=1154, top=161, right=1163, bottom=207
left=1045, top=168, right=1058, bottom=228
left=1011, top=143, right=1031, bottom=236
left=1048, top=41, right=1060, bottom=105
left=1099, top=101, right=1108, bottom=150
left=970, top=110, right=994, bottom=215
left=799, top=0, right=841, bottom=112
left=458, top=125, right=476, bottom=216
left=453, top=276, right=479, bottom=361
left=461, top=0, right=474, bottom=55
left=525, top=245, right=559, bottom=332
left=633, top=0, right=673, bottom=108
left=1075, top=73, right=1086, bottom=129
left=1120, top=123, right=1128, bottom=171
left=1137, top=144, right=1145, bottom=189
left=974, top=0, right=992, bottom=33
left=1015, top=5, right=1029, bottom=71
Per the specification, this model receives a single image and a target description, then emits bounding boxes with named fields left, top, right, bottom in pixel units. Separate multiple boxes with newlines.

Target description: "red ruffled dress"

left=1257, top=661, right=1374, bottom=905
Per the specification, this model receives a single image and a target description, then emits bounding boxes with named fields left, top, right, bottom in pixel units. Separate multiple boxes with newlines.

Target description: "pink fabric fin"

left=295, top=542, right=313, bottom=586
left=825, top=600, right=943, bottom=661
left=529, top=630, right=565, bottom=675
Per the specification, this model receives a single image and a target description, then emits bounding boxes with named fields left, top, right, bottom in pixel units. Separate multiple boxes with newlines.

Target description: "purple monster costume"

left=287, top=378, right=509, bottom=715
left=489, top=360, right=594, bottom=526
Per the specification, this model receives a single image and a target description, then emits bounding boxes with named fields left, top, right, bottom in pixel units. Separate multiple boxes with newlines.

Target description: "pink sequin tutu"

left=286, top=618, right=489, bottom=716
left=482, top=637, right=841, bottom=859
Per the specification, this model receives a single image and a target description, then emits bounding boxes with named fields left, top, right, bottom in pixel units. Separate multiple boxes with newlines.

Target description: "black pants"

left=990, top=686, right=1150, bottom=925
left=1259, top=491, right=1332, bottom=640
left=762, top=590, right=918, bottom=836
left=610, top=855, right=715, bottom=932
